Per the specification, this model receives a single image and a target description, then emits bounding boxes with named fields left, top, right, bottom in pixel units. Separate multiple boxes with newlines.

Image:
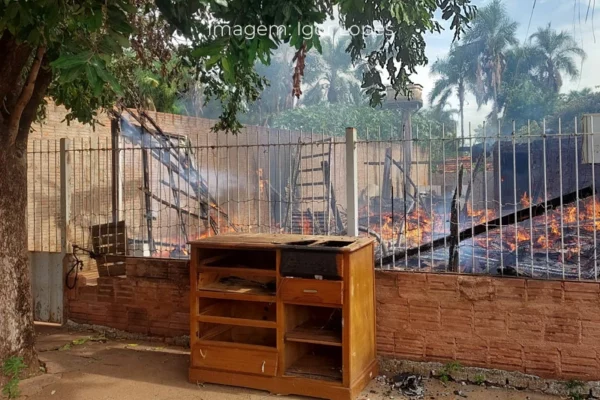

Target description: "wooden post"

left=346, top=127, right=358, bottom=236
left=60, top=139, right=71, bottom=253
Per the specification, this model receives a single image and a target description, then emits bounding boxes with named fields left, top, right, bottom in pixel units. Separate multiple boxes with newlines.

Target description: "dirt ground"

left=17, top=324, right=561, bottom=400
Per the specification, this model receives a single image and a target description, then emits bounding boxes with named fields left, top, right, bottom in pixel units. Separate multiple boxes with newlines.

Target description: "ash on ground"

left=377, top=373, right=425, bottom=399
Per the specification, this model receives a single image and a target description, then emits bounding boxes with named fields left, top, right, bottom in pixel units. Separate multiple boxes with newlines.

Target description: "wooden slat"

left=300, top=196, right=326, bottom=201
left=196, top=315, right=277, bottom=329
left=299, top=181, right=325, bottom=186
left=91, top=221, right=126, bottom=236
left=301, top=153, right=329, bottom=159
left=300, top=167, right=324, bottom=172
left=198, top=290, right=276, bottom=303
left=94, top=243, right=127, bottom=254
left=195, top=340, right=277, bottom=353
left=285, top=328, right=342, bottom=347
left=92, top=233, right=125, bottom=245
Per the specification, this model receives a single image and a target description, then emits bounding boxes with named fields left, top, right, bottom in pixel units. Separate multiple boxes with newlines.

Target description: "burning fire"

left=360, top=192, right=600, bottom=268
left=520, top=192, right=531, bottom=208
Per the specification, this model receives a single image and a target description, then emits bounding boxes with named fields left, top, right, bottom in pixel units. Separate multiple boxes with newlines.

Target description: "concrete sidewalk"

left=18, top=324, right=559, bottom=400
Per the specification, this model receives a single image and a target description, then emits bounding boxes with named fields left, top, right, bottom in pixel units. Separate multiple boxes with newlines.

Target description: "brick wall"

left=67, top=258, right=189, bottom=337
left=67, top=258, right=600, bottom=381
left=376, top=270, right=600, bottom=380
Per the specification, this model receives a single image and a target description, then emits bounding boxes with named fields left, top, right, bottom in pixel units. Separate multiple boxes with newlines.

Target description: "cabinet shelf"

left=286, top=323, right=342, bottom=347
left=284, top=306, right=342, bottom=347
left=198, top=290, right=276, bottom=303
left=285, top=350, right=342, bottom=382
left=197, top=315, right=276, bottom=329
left=198, top=280, right=276, bottom=303
left=199, top=324, right=277, bottom=348
left=199, top=265, right=276, bottom=277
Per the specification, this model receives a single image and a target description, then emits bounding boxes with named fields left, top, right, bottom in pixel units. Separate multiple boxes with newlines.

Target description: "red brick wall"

left=66, top=259, right=600, bottom=380
left=376, top=270, right=600, bottom=380
left=67, top=258, right=189, bottom=337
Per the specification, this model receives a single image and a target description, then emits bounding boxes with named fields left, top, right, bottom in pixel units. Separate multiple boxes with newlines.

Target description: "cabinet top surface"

left=189, top=234, right=374, bottom=253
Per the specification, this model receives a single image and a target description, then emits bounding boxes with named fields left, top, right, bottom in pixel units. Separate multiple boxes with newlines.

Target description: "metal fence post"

left=346, top=127, right=358, bottom=236
left=60, top=138, right=71, bottom=253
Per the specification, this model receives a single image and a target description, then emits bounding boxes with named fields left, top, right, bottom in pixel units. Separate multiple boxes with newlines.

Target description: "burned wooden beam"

left=322, top=161, right=344, bottom=234
left=448, top=165, right=464, bottom=272
left=378, top=185, right=595, bottom=267
left=387, top=154, right=427, bottom=210
left=462, top=151, right=485, bottom=215
left=358, top=226, right=388, bottom=256
left=382, top=148, right=392, bottom=200
left=140, top=187, right=203, bottom=220
left=117, top=108, right=235, bottom=232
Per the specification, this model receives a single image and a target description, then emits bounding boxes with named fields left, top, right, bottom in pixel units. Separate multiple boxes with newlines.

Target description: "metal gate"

left=30, top=252, right=64, bottom=324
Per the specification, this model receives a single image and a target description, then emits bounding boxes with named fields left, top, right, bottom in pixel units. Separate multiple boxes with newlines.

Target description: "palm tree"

left=529, top=24, right=587, bottom=93
left=429, top=45, right=472, bottom=138
left=301, top=29, right=364, bottom=105
left=463, top=0, right=518, bottom=123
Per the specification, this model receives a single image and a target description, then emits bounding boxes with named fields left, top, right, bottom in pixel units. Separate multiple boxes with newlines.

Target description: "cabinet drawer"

left=280, top=278, right=343, bottom=306
left=280, top=250, right=342, bottom=279
left=191, top=343, right=277, bottom=376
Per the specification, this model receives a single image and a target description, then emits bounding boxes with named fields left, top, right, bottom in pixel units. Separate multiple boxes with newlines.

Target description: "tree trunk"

left=0, top=141, right=36, bottom=366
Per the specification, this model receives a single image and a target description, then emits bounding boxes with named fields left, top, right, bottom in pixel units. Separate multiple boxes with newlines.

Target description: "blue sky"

left=419, top=0, right=600, bottom=124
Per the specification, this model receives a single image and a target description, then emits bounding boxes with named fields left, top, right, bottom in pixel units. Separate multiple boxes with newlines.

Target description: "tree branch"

left=7, top=45, right=46, bottom=146
left=15, top=58, right=52, bottom=148
left=0, top=32, right=32, bottom=122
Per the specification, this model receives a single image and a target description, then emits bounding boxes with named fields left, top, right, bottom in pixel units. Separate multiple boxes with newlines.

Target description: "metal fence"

left=27, top=115, right=600, bottom=281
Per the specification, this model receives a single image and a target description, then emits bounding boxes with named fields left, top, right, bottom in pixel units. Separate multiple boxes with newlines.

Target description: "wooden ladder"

left=287, top=138, right=343, bottom=234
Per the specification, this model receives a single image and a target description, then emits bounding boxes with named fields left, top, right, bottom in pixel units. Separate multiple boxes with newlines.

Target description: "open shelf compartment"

left=198, top=323, right=277, bottom=349
left=198, top=249, right=276, bottom=271
left=198, top=299, right=276, bottom=329
left=284, top=343, right=342, bottom=382
left=197, top=267, right=277, bottom=302
left=285, top=305, right=342, bottom=347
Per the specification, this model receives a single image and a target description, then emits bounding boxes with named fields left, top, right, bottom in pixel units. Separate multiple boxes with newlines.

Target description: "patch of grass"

left=1, top=358, right=25, bottom=378
left=473, top=374, right=485, bottom=385
left=71, top=337, right=90, bottom=346
left=2, top=378, right=19, bottom=399
left=566, top=380, right=585, bottom=400
left=2, top=357, right=27, bottom=399
left=59, top=336, right=104, bottom=352
left=443, top=361, right=462, bottom=373
left=566, top=380, right=584, bottom=390
left=437, top=361, right=462, bottom=382
left=58, top=343, right=72, bottom=351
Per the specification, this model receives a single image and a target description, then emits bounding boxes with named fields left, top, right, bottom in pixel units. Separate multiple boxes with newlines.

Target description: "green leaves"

left=191, top=37, right=228, bottom=58
left=50, top=52, right=92, bottom=69
left=51, top=52, right=122, bottom=96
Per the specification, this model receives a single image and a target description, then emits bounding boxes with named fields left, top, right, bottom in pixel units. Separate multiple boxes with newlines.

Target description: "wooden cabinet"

left=189, top=234, right=377, bottom=400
